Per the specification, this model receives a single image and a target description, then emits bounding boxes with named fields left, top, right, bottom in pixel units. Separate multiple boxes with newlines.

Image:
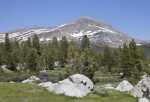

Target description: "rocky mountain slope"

left=0, top=16, right=148, bottom=48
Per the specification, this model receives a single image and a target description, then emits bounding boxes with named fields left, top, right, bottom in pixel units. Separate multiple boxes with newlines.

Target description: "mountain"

left=0, top=16, right=147, bottom=48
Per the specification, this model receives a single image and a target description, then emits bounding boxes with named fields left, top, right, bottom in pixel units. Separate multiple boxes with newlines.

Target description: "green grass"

left=0, top=82, right=138, bottom=102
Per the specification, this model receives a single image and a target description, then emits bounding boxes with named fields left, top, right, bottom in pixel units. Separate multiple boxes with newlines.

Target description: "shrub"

left=93, top=86, right=109, bottom=97
left=127, top=77, right=141, bottom=85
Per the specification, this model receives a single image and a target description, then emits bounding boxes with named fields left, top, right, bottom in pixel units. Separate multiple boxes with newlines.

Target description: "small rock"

left=10, top=81, right=15, bottom=83
left=40, top=70, right=46, bottom=73
left=103, top=84, right=115, bottom=89
left=38, top=82, right=53, bottom=87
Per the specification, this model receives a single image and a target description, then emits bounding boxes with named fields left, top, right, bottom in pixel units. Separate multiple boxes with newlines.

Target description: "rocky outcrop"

left=42, top=74, right=94, bottom=98
left=138, top=98, right=149, bottom=102
left=129, top=77, right=150, bottom=97
left=115, top=80, right=133, bottom=92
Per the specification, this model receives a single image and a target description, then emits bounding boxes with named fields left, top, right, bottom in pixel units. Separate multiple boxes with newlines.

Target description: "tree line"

left=0, top=33, right=149, bottom=79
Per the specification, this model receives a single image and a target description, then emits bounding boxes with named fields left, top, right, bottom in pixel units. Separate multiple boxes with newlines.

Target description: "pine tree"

left=103, top=46, right=114, bottom=72
left=32, top=34, right=40, bottom=55
left=60, top=36, right=68, bottom=59
left=57, top=45, right=65, bottom=67
left=51, top=37, right=59, bottom=61
left=81, top=35, right=90, bottom=50
left=6, top=53, right=15, bottom=70
left=52, top=37, right=58, bottom=49
left=73, top=51, right=82, bottom=73
left=0, top=52, right=2, bottom=66
left=93, top=52, right=103, bottom=70
left=140, top=49, right=149, bottom=75
left=113, top=50, right=120, bottom=72
left=26, top=37, right=32, bottom=47
left=4, top=33, right=16, bottom=70
left=11, top=40, right=20, bottom=68
left=20, top=42, right=28, bottom=66
left=25, top=48, right=38, bottom=72
left=129, top=39, right=142, bottom=77
left=66, top=40, right=78, bottom=75
left=0, top=43, right=5, bottom=64
left=4, top=33, right=12, bottom=54
left=46, top=51, right=54, bottom=70
left=119, top=43, right=132, bottom=78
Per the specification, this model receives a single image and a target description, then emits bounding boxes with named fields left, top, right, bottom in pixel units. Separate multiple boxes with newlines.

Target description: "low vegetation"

left=0, top=82, right=138, bottom=102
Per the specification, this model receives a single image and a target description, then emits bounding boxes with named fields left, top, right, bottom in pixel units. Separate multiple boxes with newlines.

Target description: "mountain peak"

left=73, top=16, right=99, bottom=23
left=77, top=16, right=95, bottom=20
left=0, top=16, right=146, bottom=48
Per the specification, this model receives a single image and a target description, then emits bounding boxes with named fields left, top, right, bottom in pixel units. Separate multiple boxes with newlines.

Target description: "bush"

left=93, top=77, right=122, bottom=88
left=50, top=77, right=60, bottom=83
left=127, top=77, right=141, bottom=85
left=93, top=86, right=109, bottom=97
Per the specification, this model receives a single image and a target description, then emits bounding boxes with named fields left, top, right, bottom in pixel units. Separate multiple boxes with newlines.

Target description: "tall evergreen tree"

left=4, top=33, right=16, bottom=70
left=20, top=42, right=28, bottom=66
left=140, top=49, right=149, bottom=75
left=129, top=39, right=142, bottom=77
left=81, top=35, right=90, bottom=50
left=25, top=48, right=38, bottom=72
left=4, top=33, right=12, bottom=54
left=0, top=52, right=2, bottom=66
left=119, top=43, right=132, bottom=78
left=66, top=40, right=78, bottom=75
left=113, top=50, right=120, bottom=72
left=103, top=46, right=114, bottom=72
left=51, top=37, right=59, bottom=61
left=32, top=34, right=40, bottom=55
left=11, top=40, right=20, bottom=68
left=26, top=37, right=32, bottom=48
left=60, top=36, right=68, bottom=59
left=46, top=51, right=54, bottom=70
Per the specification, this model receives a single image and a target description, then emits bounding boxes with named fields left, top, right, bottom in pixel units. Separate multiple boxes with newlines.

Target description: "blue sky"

left=0, top=0, right=150, bottom=40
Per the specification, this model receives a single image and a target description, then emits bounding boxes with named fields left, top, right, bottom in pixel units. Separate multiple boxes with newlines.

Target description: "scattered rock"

left=22, top=76, right=40, bottom=83
left=40, top=70, right=46, bottom=73
left=120, top=73, right=123, bottom=76
left=138, top=98, right=149, bottom=102
left=129, top=77, right=150, bottom=97
left=103, top=84, right=115, bottom=89
left=46, top=74, right=94, bottom=98
left=142, top=73, right=147, bottom=79
left=10, top=81, right=15, bottom=83
left=115, top=80, right=133, bottom=92
left=1, top=65, right=12, bottom=73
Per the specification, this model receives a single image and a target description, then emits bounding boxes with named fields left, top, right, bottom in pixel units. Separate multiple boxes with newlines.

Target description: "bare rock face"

left=138, top=98, right=149, bottom=102
left=129, top=77, right=150, bottom=97
left=115, top=80, right=133, bottom=92
left=46, top=74, right=94, bottom=98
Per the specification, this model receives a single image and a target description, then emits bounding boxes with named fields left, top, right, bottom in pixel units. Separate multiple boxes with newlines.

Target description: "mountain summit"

left=0, top=16, right=146, bottom=48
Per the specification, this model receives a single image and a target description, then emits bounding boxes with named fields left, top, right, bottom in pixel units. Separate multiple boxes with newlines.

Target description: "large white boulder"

left=46, top=74, right=94, bottom=98
left=129, top=77, right=150, bottom=97
left=115, top=80, right=133, bottom=92
left=138, top=98, right=149, bottom=102
left=22, top=76, right=40, bottom=83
